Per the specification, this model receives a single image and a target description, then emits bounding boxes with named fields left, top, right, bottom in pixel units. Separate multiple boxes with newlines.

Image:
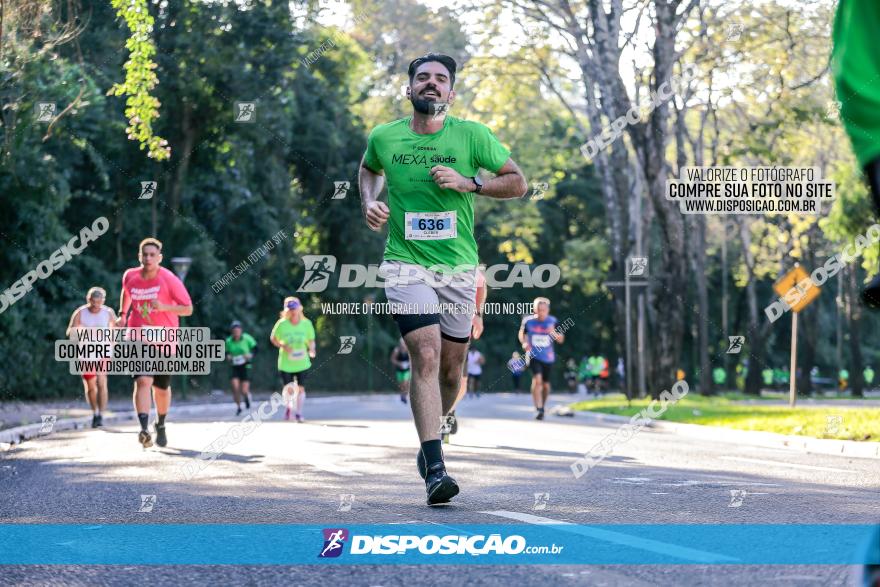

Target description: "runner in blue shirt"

left=518, top=297, right=564, bottom=420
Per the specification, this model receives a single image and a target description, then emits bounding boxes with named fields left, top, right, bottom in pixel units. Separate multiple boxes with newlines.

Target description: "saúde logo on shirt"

left=391, top=152, right=458, bottom=167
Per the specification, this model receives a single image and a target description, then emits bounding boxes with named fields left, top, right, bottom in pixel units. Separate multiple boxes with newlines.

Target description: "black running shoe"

left=244, top=394, right=251, bottom=409
left=95, top=414, right=103, bottom=427
left=236, top=406, right=242, bottom=416
left=138, top=430, right=153, bottom=448
left=91, top=414, right=99, bottom=429
left=425, top=462, right=459, bottom=505
left=536, top=408, right=545, bottom=421
left=154, top=424, right=167, bottom=448
left=416, top=449, right=427, bottom=479
left=449, top=411, right=458, bottom=435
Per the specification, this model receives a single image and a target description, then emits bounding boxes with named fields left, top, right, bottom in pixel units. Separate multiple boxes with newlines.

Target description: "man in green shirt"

left=833, top=0, right=880, bottom=306
left=359, top=53, right=527, bottom=505
left=226, top=320, right=257, bottom=415
left=864, top=366, right=875, bottom=388
left=712, top=367, right=727, bottom=389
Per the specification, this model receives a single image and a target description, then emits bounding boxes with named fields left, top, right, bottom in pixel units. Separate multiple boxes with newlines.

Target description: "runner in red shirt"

left=118, top=238, right=193, bottom=448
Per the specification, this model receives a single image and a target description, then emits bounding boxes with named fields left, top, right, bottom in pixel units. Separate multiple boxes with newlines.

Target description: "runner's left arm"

left=150, top=300, right=193, bottom=316
left=480, top=158, right=527, bottom=198
left=247, top=335, right=257, bottom=360
left=117, top=277, right=131, bottom=327
left=307, top=322, right=316, bottom=359
left=430, top=158, right=527, bottom=199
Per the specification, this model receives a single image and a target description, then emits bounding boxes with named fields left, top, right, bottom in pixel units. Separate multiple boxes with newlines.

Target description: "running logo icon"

left=39, top=415, right=57, bottom=434
left=439, top=414, right=455, bottom=434
left=35, top=102, right=56, bottom=122
left=139, top=181, right=157, bottom=200
left=234, top=102, right=256, bottom=123
left=727, top=23, right=743, bottom=41
left=337, top=336, right=356, bottom=354
left=726, top=336, right=745, bottom=354
left=138, top=494, right=156, bottom=513
left=337, top=494, right=354, bottom=512
left=298, top=255, right=337, bottom=292
left=826, top=100, right=842, bottom=121
left=529, top=182, right=549, bottom=201
left=431, top=102, right=449, bottom=120
left=728, top=490, right=746, bottom=508
left=319, top=528, right=349, bottom=558
left=533, top=492, right=550, bottom=510
left=629, top=257, right=648, bottom=276
left=332, top=181, right=350, bottom=200
left=826, top=415, right=842, bottom=435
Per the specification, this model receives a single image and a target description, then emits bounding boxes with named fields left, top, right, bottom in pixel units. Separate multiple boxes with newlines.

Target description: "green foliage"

left=108, top=0, right=170, bottom=161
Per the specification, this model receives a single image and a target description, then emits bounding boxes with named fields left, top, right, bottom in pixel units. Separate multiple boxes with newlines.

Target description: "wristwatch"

left=471, top=176, right=483, bottom=194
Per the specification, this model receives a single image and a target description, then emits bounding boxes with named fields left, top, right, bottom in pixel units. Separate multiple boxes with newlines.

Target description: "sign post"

left=772, top=264, right=821, bottom=408
left=789, top=312, right=798, bottom=408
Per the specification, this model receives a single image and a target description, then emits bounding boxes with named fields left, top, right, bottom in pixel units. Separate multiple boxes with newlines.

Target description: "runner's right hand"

left=115, top=316, right=126, bottom=327
left=364, top=201, right=390, bottom=231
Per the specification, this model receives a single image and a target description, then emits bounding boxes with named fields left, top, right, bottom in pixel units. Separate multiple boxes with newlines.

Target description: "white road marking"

left=480, top=510, right=739, bottom=563
left=301, top=459, right=363, bottom=477
left=719, top=456, right=854, bottom=474
left=610, top=477, right=652, bottom=484
left=659, top=480, right=781, bottom=487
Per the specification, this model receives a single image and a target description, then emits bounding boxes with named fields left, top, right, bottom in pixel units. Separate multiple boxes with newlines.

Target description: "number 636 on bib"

left=405, top=211, right=457, bottom=241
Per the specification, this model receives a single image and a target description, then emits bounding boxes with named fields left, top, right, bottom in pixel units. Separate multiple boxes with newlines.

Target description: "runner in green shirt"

left=833, top=0, right=880, bottom=306
left=269, top=297, right=316, bottom=423
left=225, top=320, right=257, bottom=415
left=359, top=53, right=528, bottom=505
left=864, top=366, right=875, bottom=388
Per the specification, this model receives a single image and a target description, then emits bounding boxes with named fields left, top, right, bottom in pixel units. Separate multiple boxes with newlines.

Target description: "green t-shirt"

left=363, top=115, right=511, bottom=271
left=833, top=0, right=880, bottom=167
left=271, top=318, right=315, bottom=373
left=226, top=333, right=257, bottom=368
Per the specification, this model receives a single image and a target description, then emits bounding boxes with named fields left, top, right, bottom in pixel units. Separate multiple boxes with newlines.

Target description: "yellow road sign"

left=773, top=265, right=820, bottom=313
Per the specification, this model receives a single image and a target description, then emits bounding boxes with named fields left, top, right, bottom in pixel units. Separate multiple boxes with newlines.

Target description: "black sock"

left=420, top=439, right=443, bottom=467
left=137, top=413, right=149, bottom=431
left=157, top=413, right=166, bottom=427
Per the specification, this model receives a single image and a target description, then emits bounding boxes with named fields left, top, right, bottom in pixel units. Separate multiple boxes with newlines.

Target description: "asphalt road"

left=1, top=393, right=878, bottom=586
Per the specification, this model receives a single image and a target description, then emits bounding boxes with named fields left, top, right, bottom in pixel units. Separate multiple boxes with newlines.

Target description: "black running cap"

left=407, top=53, right=457, bottom=86
left=230, top=320, right=242, bottom=329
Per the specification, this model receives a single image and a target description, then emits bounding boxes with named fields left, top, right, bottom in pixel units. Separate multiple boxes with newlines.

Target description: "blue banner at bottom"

left=0, top=524, right=877, bottom=565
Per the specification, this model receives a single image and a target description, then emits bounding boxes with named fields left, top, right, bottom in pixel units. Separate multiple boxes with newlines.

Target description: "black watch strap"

left=472, top=176, right=483, bottom=194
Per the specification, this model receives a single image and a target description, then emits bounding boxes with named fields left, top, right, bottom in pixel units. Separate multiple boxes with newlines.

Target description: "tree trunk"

left=739, top=219, right=766, bottom=395
left=846, top=265, right=865, bottom=397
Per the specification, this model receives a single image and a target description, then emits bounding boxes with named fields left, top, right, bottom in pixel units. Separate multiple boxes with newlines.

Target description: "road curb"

left=0, top=402, right=231, bottom=449
left=575, top=410, right=880, bottom=459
